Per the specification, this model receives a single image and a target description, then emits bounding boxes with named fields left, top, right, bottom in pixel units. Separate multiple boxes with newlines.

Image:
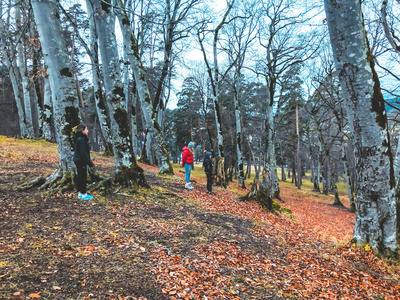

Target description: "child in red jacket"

left=181, top=142, right=194, bottom=189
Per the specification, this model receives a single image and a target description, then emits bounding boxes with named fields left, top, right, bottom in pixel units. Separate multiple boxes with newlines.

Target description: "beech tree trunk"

left=342, top=146, right=356, bottom=212
left=234, top=72, right=245, bottom=188
left=92, top=0, right=146, bottom=185
left=31, top=0, right=80, bottom=177
left=16, top=5, right=35, bottom=138
left=295, top=101, right=302, bottom=189
left=115, top=0, right=174, bottom=175
left=325, top=0, right=397, bottom=252
left=266, top=105, right=280, bottom=198
left=86, top=0, right=113, bottom=154
left=42, top=77, right=54, bottom=142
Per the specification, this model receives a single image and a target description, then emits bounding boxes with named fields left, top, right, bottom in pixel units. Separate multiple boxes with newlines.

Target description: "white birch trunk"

left=31, top=0, right=80, bottom=172
left=325, top=0, right=397, bottom=251
left=115, top=0, right=173, bottom=175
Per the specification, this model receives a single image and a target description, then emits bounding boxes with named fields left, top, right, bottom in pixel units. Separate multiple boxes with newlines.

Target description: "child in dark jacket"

left=73, top=124, right=94, bottom=200
left=203, top=152, right=214, bottom=195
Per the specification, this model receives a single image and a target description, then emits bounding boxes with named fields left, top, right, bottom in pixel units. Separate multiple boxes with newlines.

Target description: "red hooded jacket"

left=182, top=146, right=194, bottom=165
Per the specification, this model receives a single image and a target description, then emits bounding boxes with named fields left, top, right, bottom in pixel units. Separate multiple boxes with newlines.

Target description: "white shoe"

left=185, top=183, right=194, bottom=189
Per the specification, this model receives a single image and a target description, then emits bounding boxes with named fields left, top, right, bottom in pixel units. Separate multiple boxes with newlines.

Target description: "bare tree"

left=197, top=0, right=236, bottom=188
left=242, top=0, right=319, bottom=207
left=224, top=0, right=258, bottom=188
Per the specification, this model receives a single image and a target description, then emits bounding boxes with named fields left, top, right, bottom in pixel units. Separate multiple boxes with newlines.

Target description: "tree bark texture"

left=234, top=73, right=245, bottom=188
left=92, top=0, right=146, bottom=186
left=325, top=0, right=397, bottom=251
left=42, top=77, right=54, bottom=142
left=16, top=4, right=35, bottom=138
left=86, top=0, right=113, bottom=153
left=32, top=0, right=81, bottom=172
left=115, top=0, right=174, bottom=175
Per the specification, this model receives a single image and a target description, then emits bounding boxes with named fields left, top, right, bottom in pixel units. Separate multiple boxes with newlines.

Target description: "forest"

left=1, top=0, right=400, bottom=298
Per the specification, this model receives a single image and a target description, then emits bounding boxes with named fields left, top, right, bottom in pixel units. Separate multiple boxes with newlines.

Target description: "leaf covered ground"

left=0, top=136, right=399, bottom=299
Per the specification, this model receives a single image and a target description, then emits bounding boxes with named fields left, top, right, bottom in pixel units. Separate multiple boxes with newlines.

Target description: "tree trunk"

left=234, top=72, right=245, bottom=188
left=42, top=77, right=55, bottom=142
left=342, top=146, right=356, bottom=212
left=115, top=0, right=174, bottom=175
left=31, top=0, right=81, bottom=189
left=16, top=5, right=35, bottom=138
left=312, top=159, right=321, bottom=193
left=292, top=159, right=296, bottom=185
left=295, top=101, right=302, bottom=189
left=281, top=165, right=286, bottom=182
left=86, top=0, right=113, bottom=154
left=325, top=0, right=397, bottom=252
left=92, top=0, right=147, bottom=186
left=266, top=104, right=280, bottom=198
left=322, top=159, right=329, bottom=195
left=8, top=64, right=26, bottom=137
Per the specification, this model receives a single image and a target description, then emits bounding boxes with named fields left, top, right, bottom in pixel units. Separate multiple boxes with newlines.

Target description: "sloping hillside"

left=0, top=137, right=399, bottom=299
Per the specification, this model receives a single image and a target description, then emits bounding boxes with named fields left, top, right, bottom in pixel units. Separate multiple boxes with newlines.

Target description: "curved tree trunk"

left=325, top=0, right=397, bottom=252
left=115, top=0, right=174, bottom=175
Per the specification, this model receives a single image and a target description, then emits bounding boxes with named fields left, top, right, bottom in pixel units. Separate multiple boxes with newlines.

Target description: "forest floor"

left=0, top=136, right=400, bottom=300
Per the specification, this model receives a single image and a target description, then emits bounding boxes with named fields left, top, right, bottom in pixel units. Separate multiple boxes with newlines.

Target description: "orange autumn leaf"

left=29, top=292, right=41, bottom=298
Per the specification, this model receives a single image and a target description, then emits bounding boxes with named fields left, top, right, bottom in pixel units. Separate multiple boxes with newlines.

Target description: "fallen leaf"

left=13, top=292, right=20, bottom=296
left=53, top=286, right=61, bottom=290
left=29, top=292, right=41, bottom=298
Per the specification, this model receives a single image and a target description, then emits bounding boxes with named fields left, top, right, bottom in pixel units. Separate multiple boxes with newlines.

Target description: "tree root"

left=15, top=164, right=149, bottom=197
left=39, top=168, right=63, bottom=190
left=239, top=178, right=293, bottom=218
left=14, top=176, right=46, bottom=190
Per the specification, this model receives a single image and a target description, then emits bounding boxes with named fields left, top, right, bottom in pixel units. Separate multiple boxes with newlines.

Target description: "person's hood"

left=182, top=146, right=190, bottom=152
left=205, top=152, right=212, bottom=157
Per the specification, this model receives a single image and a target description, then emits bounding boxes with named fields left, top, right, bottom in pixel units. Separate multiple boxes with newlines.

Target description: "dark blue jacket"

left=203, top=157, right=213, bottom=174
left=73, top=132, right=93, bottom=166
